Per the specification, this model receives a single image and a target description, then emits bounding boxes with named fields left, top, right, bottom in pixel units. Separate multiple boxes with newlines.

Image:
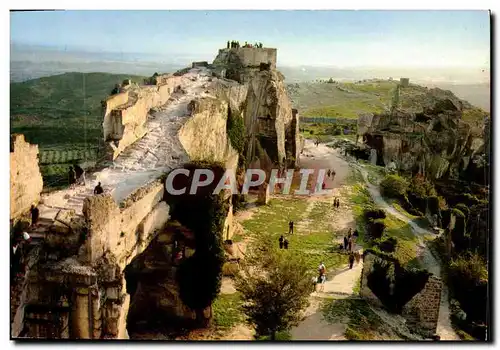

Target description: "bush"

left=380, top=175, right=409, bottom=199
left=455, top=203, right=470, bottom=219
left=427, top=196, right=440, bottom=215
left=232, top=194, right=247, bottom=213
left=363, top=208, right=387, bottom=221
left=226, top=109, right=246, bottom=155
left=409, top=174, right=437, bottom=198
left=449, top=253, right=488, bottom=323
left=367, top=218, right=386, bottom=240
left=367, top=256, right=431, bottom=313
left=378, top=237, right=398, bottom=253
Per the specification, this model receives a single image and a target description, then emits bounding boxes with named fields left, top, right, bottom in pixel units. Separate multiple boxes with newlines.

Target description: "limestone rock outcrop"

left=211, top=47, right=300, bottom=168
left=102, top=74, right=182, bottom=160
left=10, top=134, right=43, bottom=221
left=357, top=92, right=489, bottom=180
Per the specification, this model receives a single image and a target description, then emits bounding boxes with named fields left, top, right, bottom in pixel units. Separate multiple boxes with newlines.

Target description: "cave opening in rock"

left=124, top=221, right=198, bottom=338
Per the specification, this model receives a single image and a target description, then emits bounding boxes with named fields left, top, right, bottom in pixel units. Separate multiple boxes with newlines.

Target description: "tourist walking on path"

left=348, top=236, right=353, bottom=252
left=74, top=164, right=86, bottom=185
left=279, top=235, right=284, bottom=249
left=288, top=220, right=294, bottom=235
left=317, top=262, right=326, bottom=292
left=30, top=205, right=39, bottom=227
left=348, top=252, right=355, bottom=269
left=343, top=236, right=348, bottom=250
left=354, top=251, right=361, bottom=265
left=283, top=238, right=289, bottom=250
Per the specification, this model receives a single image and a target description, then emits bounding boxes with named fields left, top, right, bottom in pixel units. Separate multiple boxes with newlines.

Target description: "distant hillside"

left=286, top=79, right=489, bottom=122
left=10, top=72, right=147, bottom=150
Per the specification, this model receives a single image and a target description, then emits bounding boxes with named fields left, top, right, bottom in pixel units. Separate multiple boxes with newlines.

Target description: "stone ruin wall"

left=402, top=276, right=442, bottom=336
left=215, top=48, right=277, bottom=69
left=103, top=75, right=183, bottom=160
left=10, top=134, right=44, bottom=221
left=360, top=252, right=442, bottom=336
left=179, top=97, right=239, bottom=171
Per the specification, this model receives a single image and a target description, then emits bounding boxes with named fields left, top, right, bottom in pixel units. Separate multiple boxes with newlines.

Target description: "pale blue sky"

left=10, top=10, right=490, bottom=67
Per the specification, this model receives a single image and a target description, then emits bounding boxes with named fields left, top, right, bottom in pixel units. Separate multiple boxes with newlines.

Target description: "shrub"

left=226, top=108, right=246, bottom=155
left=427, top=196, right=440, bottom=215
left=363, top=208, right=387, bottom=221
left=367, top=256, right=430, bottom=313
left=380, top=175, right=409, bottom=199
left=367, top=218, right=386, bottom=240
left=378, top=237, right=398, bottom=253
left=232, top=194, right=247, bottom=213
left=409, top=174, right=437, bottom=198
left=455, top=203, right=470, bottom=219
left=449, top=253, right=488, bottom=323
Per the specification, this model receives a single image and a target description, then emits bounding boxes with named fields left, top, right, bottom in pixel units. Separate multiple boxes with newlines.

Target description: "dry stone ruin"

left=10, top=46, right=301, bottom=339
left=360, top=251, right=442, bottom=337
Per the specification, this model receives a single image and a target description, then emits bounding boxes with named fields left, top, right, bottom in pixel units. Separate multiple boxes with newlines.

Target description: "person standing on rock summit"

left=94, top=182, right=104, bottom=195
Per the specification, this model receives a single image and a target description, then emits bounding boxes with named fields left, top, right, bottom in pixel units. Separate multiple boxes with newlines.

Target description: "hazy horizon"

left=11, top=10, right=490, bottom=69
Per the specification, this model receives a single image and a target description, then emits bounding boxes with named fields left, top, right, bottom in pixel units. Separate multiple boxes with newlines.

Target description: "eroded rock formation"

left=10, top=134, right=43, bottom=221
left=357, top=91, right=489, bottom=181
left=11, top=46, right=299, bottom=340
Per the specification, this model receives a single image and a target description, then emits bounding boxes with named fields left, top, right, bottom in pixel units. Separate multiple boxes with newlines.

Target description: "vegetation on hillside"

left=286, top=79, right=489, bottom=122
left=10, top=72, right=146, bottom=150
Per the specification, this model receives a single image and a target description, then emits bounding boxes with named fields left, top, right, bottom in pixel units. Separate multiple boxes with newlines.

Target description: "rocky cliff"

left=10, top=134, right=43, bottom=221
left=358, top=91, right=488, bottom=181
left=211, top=48, right=301, bottom=168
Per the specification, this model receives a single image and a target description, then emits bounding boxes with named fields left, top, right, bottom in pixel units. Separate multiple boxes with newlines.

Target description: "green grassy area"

left=212, top=293, right=245, bottom=330
left=302, top=100, right=386, bottom=119
left=288, top=79, right=488, bottom=123
left=10, top=72, right=146, bottom=150
left=321, top=297, right=402, bottom=340
left=240, top=198, right=344, bottom=271
left=383, top=214, right=418, bottom=266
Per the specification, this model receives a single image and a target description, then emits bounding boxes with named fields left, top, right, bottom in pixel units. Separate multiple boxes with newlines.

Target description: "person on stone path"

left=283, top=238, right=289, bottom=250
left=30, top=205, right=39, bottom=227
left=348, top=252, right=355, bottom=269
left=74, top=164, right=86, bottom=185
left=348, top=236, right=353, bottom=252
left=68, top=166, right=76, bottom=186
left=343, top=236, right=348, bottom=250
left=279, top=235, right=284, bottom=249
left=288, top=220, right=294, bottom=234
left=327, top=169, right=331, bottom=178
left=317, top=262, right=327, bottom=291
left=94, top=182, right=104, bottom=195
left=336, top=198, right=340, bottom=208
left=354, top=251, right=361, bottom=265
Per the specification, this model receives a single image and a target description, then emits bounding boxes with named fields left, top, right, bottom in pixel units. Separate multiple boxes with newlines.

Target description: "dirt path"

left=290, top=141, right=363, bottom=340
left=352, top=162, right=460, bottom=340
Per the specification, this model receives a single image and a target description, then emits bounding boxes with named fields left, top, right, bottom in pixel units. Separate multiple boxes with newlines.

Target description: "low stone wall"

left=402, top=276, right=442, bottom=336
left=82, top=178, right=169, bottom=269
left=104, top=76, right=182, bottom=160
left=10, top=134, right=43, bottom=221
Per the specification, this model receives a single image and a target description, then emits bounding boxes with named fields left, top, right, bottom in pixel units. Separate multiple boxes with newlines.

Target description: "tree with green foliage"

left=168, top=162, right=229, bottom=327
left=234, top=239, right=313, bottom=340
left=449, top=253, right=488, bottom=323
left=380, top=174, right=409, bottom=199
